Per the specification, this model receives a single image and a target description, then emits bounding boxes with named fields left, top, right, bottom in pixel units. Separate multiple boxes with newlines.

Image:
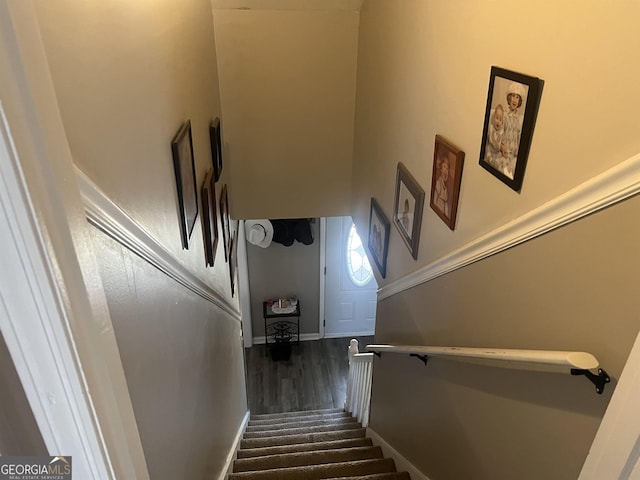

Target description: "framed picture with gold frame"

left=430, top=135, right=465, bottom=230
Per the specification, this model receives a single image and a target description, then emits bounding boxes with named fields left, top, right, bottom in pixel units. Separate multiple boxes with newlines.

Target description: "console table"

left=263, top=300, right=301, bottom=346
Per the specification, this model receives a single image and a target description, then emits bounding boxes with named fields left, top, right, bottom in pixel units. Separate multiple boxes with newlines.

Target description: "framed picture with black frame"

left=200, top=169, right=218, bottom=267
left=171, top=120, right=198, bottom=249
left=219, top=183, right=231, bottom=262
left=368, top=197, right=390, bottom=278
left=393, top=162, right=425, bottom=260
left=478, top=66, right=544, bottom=192
left=209, top=118, right=223, bottom=182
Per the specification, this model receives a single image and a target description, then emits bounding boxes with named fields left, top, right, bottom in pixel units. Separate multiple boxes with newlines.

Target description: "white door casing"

left=323, top=216, right=377, bottom=338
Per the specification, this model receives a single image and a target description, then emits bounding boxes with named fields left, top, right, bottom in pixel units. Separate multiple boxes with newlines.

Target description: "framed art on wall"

left=478, top=66, right=544, bottom=192
left=171, top=120, right=198, bottom=249
left=219, top=183, right=231, bottom=262
left=368, top=197, right=390, bottom=278
left=393, top=162, right=425, bottom=260
left=200, top=169, right=218, bottom=267
left=430, top=135, right=465, bottom=230
left=209, top=118, right=223, bottom=182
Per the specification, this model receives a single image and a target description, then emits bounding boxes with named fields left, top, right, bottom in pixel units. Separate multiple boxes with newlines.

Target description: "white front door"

left=323, top=217, right=377, bottom=338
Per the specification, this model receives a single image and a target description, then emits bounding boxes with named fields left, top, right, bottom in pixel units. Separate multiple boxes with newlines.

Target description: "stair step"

left=228, top=458, right=397, bottom=480
left=240, top=428, right=367, bottom=449
left=233, top=446, right=383, bottom=472
left=325, top=474, right=411, bottom=480
left=247, top=415, right=355, bottom=431
left=249, top=411, right=352, bottom=427
left=243, top=422, right=362, bottom=439
left=237, top=438, right=373, bottom=459
left=249, top=408, right=344, bottom=421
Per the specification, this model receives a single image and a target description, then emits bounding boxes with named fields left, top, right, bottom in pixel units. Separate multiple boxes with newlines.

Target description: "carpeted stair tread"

left=324, top=473, right=411, bottom=480
left=237, top=438, right=373, bottom=459
left=233, top=446, right=383, bottom=472
left=243, top=422, right=362, bottom=439
left=246, top=416, right=358, bottom=432
left=250, top=408, right=345, bottom=421
left=228, top=458, right=397, bottom=480
left=241, top=428, right=367, bottom=449
left=249, top=412, right=351, bottom=427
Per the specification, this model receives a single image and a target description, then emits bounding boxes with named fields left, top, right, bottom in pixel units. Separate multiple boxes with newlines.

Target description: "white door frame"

left=318, top=217, right=327, bottom=339
left=579, top=327, right=640, bottom=479
left=0, top=1, right=147, bottom=477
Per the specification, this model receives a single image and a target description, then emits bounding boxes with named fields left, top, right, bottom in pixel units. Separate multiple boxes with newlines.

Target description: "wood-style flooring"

left=244, top=336, right=374, bottom=415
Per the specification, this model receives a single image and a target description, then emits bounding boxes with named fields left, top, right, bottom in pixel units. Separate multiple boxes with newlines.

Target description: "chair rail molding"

left=75, top=167, right=241, bottom=322
left=379, top=152, right=640, bottom=300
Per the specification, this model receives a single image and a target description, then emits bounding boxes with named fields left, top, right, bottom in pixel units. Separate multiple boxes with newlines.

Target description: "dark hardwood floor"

left=244, top=336, right=374, bottom=415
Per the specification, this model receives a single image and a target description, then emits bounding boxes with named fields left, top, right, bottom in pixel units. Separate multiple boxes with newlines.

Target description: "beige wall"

left=352, top=1, right=640, bottom=280
left=371, top=194, right=640, bottom=480
left=352, top=1, right=640, bottom=479
left=35, top=0, right=230, bottom=291
left=0, top=333, right=46, bottom=456
left=213, top=7, right=359, bottom=219
left=247, top=220, right=320, bottom=337
left=34, top=1, right=247, bottom=478
left=92, top=232, right=247, bottom=479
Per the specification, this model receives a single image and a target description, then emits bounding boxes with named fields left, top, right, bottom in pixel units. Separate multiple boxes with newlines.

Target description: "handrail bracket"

left=570, top=368, right=611, bottom=394
left=410, top=353, right=428, bottom=366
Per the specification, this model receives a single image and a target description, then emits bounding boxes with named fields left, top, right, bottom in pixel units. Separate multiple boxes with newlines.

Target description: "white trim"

left=75, top=167, right=241, bottom=322
left=237, top=221, right=253, bottom=347
left=0, top=103, right=110, bottom=479
left=367, top=428, right=431, bottom=480
left=324, top=330, right=375, bottom=339
left=252, top=333, right=321, bottom=345
left=579, top=329, right=640, bottom=479
left=218, top=410, right=250, bottom=480
left=319, top=217, right=327, bottom=338
left=379, top=153, right=640, bottom=301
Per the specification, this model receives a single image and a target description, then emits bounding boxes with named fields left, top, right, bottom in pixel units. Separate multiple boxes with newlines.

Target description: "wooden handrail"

left=366, top=344, right=610, bottom=394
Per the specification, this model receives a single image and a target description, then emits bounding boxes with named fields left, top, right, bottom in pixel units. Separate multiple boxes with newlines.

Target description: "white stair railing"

left=345, top=339, right=374, bottom=427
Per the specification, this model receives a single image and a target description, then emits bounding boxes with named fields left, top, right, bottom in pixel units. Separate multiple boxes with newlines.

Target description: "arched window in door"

left=346, top=223, right=373, bottom=287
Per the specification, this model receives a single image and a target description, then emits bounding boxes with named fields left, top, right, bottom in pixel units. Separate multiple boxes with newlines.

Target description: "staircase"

left=229, top=408, right=410, bottom=479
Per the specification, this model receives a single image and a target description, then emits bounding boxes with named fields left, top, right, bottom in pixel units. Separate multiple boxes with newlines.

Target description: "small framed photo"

left=393, top=162, right=425, bottom=260
left=479, top=66, right=544, bottom=192
left=200, top=169, right=218, bottom=267
left=209, top=118, right=223, bottom=182
left=368, top=197, right=390, bottom=278
left=430, top=135, right=465, bottom=230
left=171, top=120, right=198, bottom=249
left=219, top=184, right=231, bottom=262
left=229, top=232, right=238, bottom=297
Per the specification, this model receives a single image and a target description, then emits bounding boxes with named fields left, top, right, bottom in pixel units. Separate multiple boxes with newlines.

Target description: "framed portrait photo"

left=368, top=197, right=390, bottom=278
left=171, top=120, right=198, bottom=249
left=430, top=135, right=465, bottom=230
left=393, top=162, right=425, bottom=260
left=479, top=66, right=544, bottom=192
left=229, top=231, right=238, bottom=297
left=219, top=183, right=231, bottom=262
left=209, top=118, right=223, bottom=182
left=200, top=169, right=219, bottom=267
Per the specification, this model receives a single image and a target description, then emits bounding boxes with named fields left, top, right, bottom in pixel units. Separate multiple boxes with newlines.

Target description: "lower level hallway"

left=244, top=337, right=374, bottom=415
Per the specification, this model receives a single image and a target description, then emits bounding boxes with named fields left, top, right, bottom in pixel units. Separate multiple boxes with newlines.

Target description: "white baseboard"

left=324, top=331, right=375, bottom=339
left=251, top=333, right=321, bottom=345
left=219, top=410, right=250, bottom=480
left=367, top=428, right=431, bottom=480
